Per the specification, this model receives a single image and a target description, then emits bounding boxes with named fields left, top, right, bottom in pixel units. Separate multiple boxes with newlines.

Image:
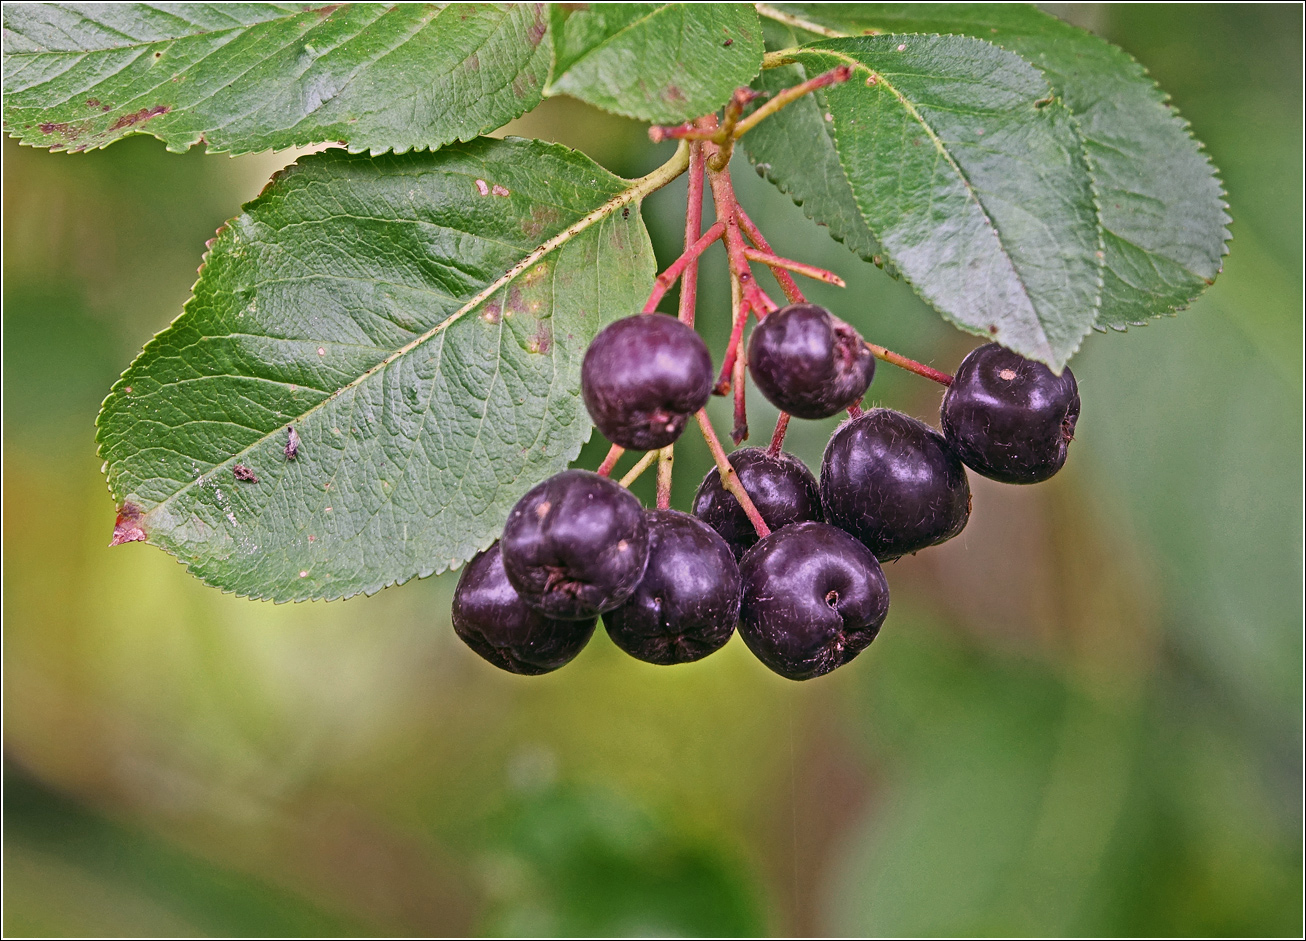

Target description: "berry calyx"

left=603, top=510, right=741, bottom=665
left=940, top=342, right=1081, bottom=484
left=747, top=303, right=875, bottom=419
left=821, top=409, right=971, bottom=561
left=582, top=313, right=714, bottom=450
left=691, top=447, right=822, bottom=559
left=501, top=469, right=649, bottom=620
left=738, top=522, right=889, bottom=680
left=452, top=543, right=596, bottom=675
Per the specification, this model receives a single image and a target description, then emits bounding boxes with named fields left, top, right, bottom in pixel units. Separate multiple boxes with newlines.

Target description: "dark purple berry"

left=692, top=447, right=822, bottom=559
left=603, top=510, right=741, bottom=665
left=738, top=522, right=889, bottom=681
left=747, top=303, right=875, bottom=419
left=940, top=343, right=1081, bottom=484
left=582, top=313, right=713, bottom=450
left=501, top=469, right=649, bottom=619
left=452, top=543, right=596, bottom=675
left=821, top=409, right=970, bottom=561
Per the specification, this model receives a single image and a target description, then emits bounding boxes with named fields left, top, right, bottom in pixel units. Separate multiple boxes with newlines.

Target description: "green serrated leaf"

left=546, top=2, right=763, bottom=124
left=2, top=2, right=551, bottom=155
left=755, top=3, right=1230, bottom=330
left=774, top=36, right=1101, bottom=369
left=743, top=19, right=899, bottom=279
left=95, top=138, right=659, bottom=601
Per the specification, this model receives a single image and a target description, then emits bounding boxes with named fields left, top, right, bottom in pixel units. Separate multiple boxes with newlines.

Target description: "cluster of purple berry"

left=452, top=305, right=1079, bottom=681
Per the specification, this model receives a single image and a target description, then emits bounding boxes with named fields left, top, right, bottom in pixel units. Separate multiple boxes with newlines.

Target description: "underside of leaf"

left=754, top=3, right=1231, bottom=333
left=779, top=36, right=1102, bottom=370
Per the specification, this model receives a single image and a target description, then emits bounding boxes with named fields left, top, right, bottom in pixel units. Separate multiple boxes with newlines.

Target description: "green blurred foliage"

left=3, top=4, right=1300, bottom=937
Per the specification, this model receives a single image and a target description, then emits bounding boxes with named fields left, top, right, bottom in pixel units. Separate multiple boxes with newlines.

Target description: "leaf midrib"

left=801, top=46, right=1046, bottom=345
left=122, top=161, right=658, bottom=522
left=549, top=3, right=677, bottom=85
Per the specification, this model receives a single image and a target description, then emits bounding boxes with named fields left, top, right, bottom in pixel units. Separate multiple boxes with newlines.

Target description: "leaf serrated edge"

left=3, top=2, right=552, bottom=157
left=544, top=2, right=765, bottom=124
left=795, top=39, right=1103, bottom=369
left=754, top=3, right=1231, bottom=335
left=95, top=139, right=689, bottom=602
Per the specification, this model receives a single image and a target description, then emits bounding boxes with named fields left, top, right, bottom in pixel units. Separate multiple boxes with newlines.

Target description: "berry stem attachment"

left=618, top=448, right=659, bottom=488
left=742, top=247, right=845, bottom=287
left=735, top=205, right=805, bottom=304
left=596, top=444, right=625, bottom=477
left=642, top=219, right=727, bottom=314
left=768, top=412, right=790, bottom=456
left=864, top=341, right=955, bottom=386
left=678, top=139, right=708, bottom=325
left=696, top=409, right=771, bottom=539
left=655, top=445, right=675, bottom=509
left=713, top=271, right=750, bottom=396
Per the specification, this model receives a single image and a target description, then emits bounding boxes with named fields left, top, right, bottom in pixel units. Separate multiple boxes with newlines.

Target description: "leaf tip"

left=110, top=502, right=148, bottom=547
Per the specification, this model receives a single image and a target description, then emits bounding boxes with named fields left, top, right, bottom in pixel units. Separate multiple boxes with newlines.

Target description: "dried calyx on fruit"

left=452, top=544, right=596, bottom=675
left=747, top=303, right=875, bottom=419
left=582, top=313, right=714, bottom=450
left=500, top=470, right=650, bottom=620
left=603, top=510, right=741, bottom=665
left=738, top=522, right=890, bottom=681
left=941, top=342, right=1081, bottom=484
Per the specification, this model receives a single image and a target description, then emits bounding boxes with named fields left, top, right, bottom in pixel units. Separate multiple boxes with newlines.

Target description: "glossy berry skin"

left=452, top=543, right=596, bottom=675
left=821, top=409, right=970, bottom=561
left=941, top=343, right=1081, bottom=484
left=603, top=510, right=741, bottom=665
left=501, top=470, right=649, bottom=620
left=582, top=313, right=714, bottom=450
left=747, top=303, right=875, bottom=419
left=738, top=522, right=889, bottom=681
left=691, top=447, right=823, bottom=559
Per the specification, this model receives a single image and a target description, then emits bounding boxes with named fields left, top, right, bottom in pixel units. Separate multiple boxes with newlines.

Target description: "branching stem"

left=696, top=409, right=770, bottom=539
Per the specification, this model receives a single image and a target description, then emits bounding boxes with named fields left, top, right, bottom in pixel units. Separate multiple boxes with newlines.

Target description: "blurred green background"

left=4, top=4, right=1301, bottom=936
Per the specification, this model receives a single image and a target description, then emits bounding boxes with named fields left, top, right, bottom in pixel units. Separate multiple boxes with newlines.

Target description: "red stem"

left=732, top=341, right=748, bottom=444
left=713, top=301, right=749, bottom=395
left=865, top=342, right=954, bottom=386
left=596, top=444, right=624, bottom=477
left=678, top=139, right=708, bottom=325
left=735, top=204, right=805, bottom=305
left=768, top=412, right=790, bottom=456
left=642, top=219, right=727, bottom=314
left=696, top=409, right=770, bottom=539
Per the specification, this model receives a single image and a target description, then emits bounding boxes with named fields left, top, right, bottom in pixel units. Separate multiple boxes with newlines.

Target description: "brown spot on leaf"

left=522, top=205, right=562, bottom=238
left=233, top=464, right=259, bottom=483
left=528, top=319, right=553, bottom=354
left=110, top=502, right=147, bottom=546
left=39, top=121, right=89, bottom=139
left=491, top=183, right=510, bottom=197
left=109, top=105, right=170, bottom=131
left=481, top=300, right=502, bottom=324
left=528, top=5, right=547, bottom=45
left=662, top=84, right=687, bottom=104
